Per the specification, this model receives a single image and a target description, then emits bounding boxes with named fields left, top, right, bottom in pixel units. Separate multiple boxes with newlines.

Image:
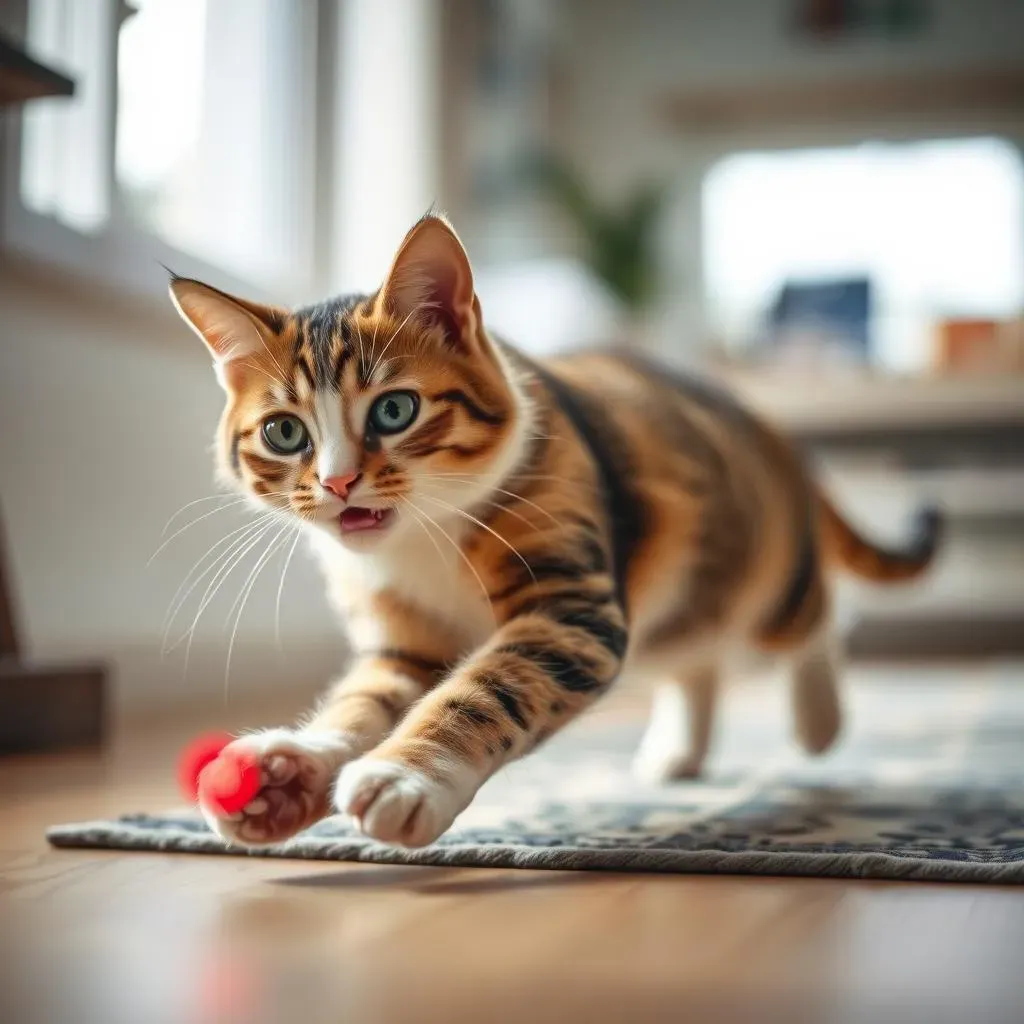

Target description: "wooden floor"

left=2, top=687, right=1024, bottom=1024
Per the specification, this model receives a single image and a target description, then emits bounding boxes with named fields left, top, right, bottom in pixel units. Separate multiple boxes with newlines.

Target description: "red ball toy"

left=177, top=731, right=261, bottom=816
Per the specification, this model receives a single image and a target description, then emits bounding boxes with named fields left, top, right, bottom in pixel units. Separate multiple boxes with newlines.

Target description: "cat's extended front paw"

left=333, top=758, right=465, bottom=847
left=200, top=728, right=355, bottom=846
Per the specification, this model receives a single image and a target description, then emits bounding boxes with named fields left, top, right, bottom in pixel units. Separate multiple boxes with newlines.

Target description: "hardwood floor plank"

left=2, top=679, right=1024, bottom=1022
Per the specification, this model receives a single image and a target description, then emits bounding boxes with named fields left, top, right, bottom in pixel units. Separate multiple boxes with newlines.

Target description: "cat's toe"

left=334, top=758, right=461, bottom=848
left=200, top=728, right=354, bottom=846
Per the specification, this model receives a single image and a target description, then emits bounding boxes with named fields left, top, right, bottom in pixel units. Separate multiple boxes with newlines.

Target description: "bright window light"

left=702, top=137, right=1024, bottom=371
left=115, top=0, right=207, bottom=234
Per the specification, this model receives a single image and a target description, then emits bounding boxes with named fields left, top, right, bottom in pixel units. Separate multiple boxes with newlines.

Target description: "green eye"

left=368, top=391, right=419, bottom=435
left=261, top=415, right=308, bottom=454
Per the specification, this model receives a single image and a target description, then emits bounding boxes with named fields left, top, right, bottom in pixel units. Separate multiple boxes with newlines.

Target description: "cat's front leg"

left=334, top=603, right=628, bottom=847
left=201, top=650, right=443, bottom=846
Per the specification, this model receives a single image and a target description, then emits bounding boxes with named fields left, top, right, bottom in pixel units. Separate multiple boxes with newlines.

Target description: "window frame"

left=1, top=0, right=329, bottom=306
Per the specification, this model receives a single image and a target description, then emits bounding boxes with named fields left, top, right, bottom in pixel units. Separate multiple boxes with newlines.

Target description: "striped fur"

left=170, top=213, right=942, bottom=849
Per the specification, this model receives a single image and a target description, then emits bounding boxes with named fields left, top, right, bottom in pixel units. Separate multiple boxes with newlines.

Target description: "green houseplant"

left=528, top=151, right=667, bottom=314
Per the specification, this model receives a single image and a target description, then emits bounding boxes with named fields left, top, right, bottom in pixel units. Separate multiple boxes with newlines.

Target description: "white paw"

left=199, top=728, right=355, bottom=847
left=632, top=747, right=704, bottom=784
left=333, top=759, right=464, bottom=848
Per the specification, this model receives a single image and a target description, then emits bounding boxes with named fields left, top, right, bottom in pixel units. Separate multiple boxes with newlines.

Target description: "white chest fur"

left=307, top=524, right=495, bottom=649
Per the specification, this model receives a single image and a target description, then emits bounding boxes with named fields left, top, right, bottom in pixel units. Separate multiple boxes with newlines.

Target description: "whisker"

left=224, top=521, right=290, bottom=627
left=418, top=493, right=536, bottom=585
left=239, top=361, right=289, bottom=392
left=170, top=519, right=281, bottom=663
left=165, top=519, right=276, bottom=656
left=418, top=483, right=540, bottom=534
left=400, top=497, right=496, bottom=627
left=368, top=304, right=421, bottom=384
left=417, top=476, right=564, bottom=528
left=375, top=354, right=418, bottom=382
left=367, top=296, right=382, bottom=373
left=275, top=529, right=303, bottom=651
left=149, top=500, right=256, bottom=566
left=398, top=495, right=450, bottom=570
left=353, top=317, right=369, bottom=380
left=395, top=501, right=452, bottom=589
left=244, top=318, right=291, bottom=391
left=150, top=489, right=293, bottom=565
left=223, top=523, right=293, bottom=704
left=470, top=496, right=541, bottom=532
left=162, top=510, right=281, bottom=639
left=161, top=493, right=236, bottom=537
left=421, top=471, right=594, bottom=487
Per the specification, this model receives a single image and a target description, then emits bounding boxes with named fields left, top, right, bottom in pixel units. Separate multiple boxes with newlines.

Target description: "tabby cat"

left=170, top=212, right=941, bottom=847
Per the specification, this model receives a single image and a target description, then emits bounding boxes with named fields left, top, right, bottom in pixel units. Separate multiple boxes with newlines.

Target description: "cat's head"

left=170, top=213, right=532, bottom=553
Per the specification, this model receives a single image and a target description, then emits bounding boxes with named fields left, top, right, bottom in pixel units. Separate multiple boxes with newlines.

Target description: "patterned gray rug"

left=47, top=667, right=1024, bottom=883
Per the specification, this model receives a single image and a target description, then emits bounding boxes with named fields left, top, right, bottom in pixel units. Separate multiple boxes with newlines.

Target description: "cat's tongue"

left=339, top=506, right=389, bottom=533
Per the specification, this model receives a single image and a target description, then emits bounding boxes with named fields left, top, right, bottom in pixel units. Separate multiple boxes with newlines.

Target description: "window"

left=115, top=0, right=318, bottom=289
left=6, top=0, right=441, bottom=302
left=9, top=0, right=320, bottom=300
left=702, top=137, right=1024, bottom=372
left=114, top=0, right=208, bottom=252
left=21, top=0, right=114, bottom=233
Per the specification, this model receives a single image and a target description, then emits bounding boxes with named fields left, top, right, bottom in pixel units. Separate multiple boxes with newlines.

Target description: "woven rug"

left=47, top=666, right=1024, bottom=883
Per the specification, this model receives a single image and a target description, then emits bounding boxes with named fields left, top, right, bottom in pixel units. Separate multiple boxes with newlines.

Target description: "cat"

left=169, top=211, right=942, bottom=848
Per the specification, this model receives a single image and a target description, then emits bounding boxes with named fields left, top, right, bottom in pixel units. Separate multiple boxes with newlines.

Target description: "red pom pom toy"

left=178, top=731, right=260, bottom=816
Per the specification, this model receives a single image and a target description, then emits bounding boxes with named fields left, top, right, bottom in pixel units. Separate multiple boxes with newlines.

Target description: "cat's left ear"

left=379, top=212, right=486, bottom=354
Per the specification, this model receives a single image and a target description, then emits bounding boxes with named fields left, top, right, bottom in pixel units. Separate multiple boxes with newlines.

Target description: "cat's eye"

left=261, top=415, right=309, bottom=455
left=367, top=391, right=419, bottom=435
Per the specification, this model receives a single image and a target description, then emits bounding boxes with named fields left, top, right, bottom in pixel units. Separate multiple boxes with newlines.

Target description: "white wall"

left=0, top=264, right=341, bottom=722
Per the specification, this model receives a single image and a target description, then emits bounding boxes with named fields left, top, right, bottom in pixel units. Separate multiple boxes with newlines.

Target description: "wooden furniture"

left=0, top=34, right=107, bottom=752
left=0, top=33, right=75, bottom=106
left=0, top=504, right=107, bottom=753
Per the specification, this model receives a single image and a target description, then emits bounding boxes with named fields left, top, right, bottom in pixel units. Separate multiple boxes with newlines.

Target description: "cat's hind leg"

left=789, top=626, right=842, bottom=755
left=632, top=665, right=719, bottom=783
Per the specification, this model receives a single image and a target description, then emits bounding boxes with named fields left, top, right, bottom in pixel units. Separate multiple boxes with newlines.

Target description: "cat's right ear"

left=169, top=278, right=283, bottom=390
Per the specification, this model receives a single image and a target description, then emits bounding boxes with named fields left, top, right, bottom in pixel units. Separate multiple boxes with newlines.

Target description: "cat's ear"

left=379, top=212, right=484, bottom=353
left=169, top=278, right=284, bottom=389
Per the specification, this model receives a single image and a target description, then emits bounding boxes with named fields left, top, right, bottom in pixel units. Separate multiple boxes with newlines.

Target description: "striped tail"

left=818, top=496, right=943, bottom=583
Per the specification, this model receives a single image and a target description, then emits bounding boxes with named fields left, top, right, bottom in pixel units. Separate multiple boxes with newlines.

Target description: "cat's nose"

left=321, top=471, right=362, bottom=500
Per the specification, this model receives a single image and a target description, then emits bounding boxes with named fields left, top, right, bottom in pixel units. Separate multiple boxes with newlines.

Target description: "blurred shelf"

left=722, top=371, right=1024, bottom=466
left=724, top=371, right=1024, bottom=432
left=660, top=65, right=1024, bottom=133
left=848, top=613, right=1024, bottom=659
left=0, top=34, right=75, bottom=106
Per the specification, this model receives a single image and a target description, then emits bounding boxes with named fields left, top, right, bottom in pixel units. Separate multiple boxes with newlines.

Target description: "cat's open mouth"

left=338, top=507, right=394, bottom=534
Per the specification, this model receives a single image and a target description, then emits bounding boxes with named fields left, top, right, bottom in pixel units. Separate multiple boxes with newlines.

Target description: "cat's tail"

left=817, top=494, right=943, bottom=583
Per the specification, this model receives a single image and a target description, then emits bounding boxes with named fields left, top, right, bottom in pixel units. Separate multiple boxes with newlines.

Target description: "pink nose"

left=321, top=471, right=361, bottom=500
